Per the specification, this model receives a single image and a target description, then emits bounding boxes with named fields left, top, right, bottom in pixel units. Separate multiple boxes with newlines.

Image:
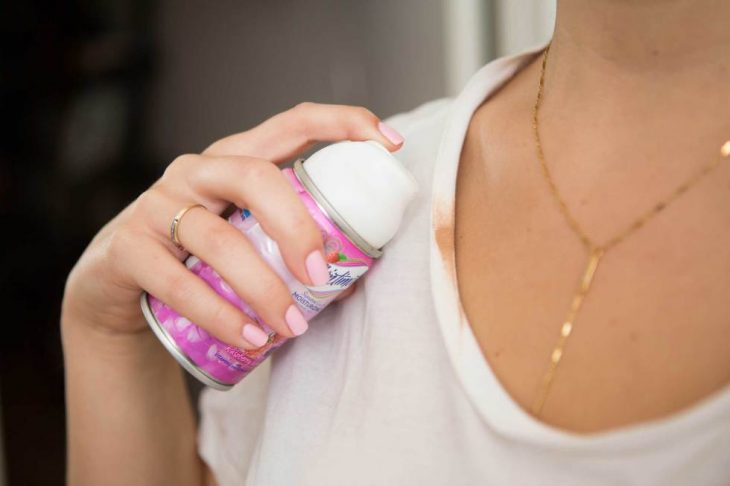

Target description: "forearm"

left=62, top=315, right=204, bottom=486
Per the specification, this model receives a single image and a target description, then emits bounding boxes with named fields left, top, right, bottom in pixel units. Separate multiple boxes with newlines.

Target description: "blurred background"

left=0, top=1, right=555, bottom=484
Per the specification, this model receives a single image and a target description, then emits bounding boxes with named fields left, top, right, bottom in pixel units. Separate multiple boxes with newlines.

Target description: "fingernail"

left=378, top=121, right=404, bottom=146
left=242, top=324, right=269, bottom=347
left=285, top=304, right=309, bottom=336
left=305, top=249, right=330, bottom=286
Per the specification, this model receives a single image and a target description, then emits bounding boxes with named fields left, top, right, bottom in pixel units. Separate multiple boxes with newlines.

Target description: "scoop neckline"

left=428, top=43, right=730, bottom=453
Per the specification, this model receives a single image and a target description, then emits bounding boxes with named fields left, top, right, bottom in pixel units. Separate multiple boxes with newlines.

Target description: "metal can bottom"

left=140, top=293, right=233, bottom=391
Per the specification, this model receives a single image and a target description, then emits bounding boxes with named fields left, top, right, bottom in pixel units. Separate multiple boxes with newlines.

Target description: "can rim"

left=140, top=293, right=233, bottom=391
left=293, top=159, right=383, bottom=258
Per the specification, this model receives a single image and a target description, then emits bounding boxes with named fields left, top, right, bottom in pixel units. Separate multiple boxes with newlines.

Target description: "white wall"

left=148, top=0, right=447, bottom=158
left=441, top=0, right=492, bottom=96
left=147, top=0, right=556, bottom=158
left=441, top=0, right=555, bottom=95
left=493, top=0, right=556, bottom=57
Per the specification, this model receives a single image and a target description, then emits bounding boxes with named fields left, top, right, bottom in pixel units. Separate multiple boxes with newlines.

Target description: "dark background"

left=0, top=1, right=450, bottom=483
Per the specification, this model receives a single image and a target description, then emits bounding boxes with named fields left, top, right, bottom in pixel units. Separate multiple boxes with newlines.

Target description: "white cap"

left=301, top=141, right=419, bottom=252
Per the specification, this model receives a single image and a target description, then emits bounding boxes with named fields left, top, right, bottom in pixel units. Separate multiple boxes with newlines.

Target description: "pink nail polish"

left=242, top=324, right=269, bottom=347
left=305, top=250, right=330, bottom=286
left=378, top=121, right=404, bottom=146
left=285, top=304, right=309, bottom=336
left=141, top=140, right=418, bottom=390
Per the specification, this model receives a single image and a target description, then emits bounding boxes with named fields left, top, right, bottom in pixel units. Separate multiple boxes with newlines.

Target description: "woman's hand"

left=62, top=102, right=404, bottom=349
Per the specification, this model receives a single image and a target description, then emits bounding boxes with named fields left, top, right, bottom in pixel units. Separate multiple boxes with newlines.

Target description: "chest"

left=453, top=119, right=730, bottom=433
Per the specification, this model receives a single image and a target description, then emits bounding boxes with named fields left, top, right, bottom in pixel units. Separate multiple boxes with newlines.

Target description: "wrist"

left=61, top=307, right=159, bottom=364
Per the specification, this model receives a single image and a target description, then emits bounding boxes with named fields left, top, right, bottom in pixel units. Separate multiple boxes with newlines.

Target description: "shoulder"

left=382, top=98, right=453, bottom=173
left=385, top=97, right=453, bottom=137
left=383, top=47, right=546, bottom=178
left=461, top=52, right=541, bottom=169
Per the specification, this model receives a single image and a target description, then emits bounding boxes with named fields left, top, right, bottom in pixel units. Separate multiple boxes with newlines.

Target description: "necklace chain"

left=530, top=43, right=730, bottom=416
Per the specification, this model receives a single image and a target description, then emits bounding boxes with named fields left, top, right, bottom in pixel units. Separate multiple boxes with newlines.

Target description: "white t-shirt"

left=198, top=45, right=730, bottom=486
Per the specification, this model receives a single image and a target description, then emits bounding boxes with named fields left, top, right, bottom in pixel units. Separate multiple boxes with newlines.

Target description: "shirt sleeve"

left=196, top=96, right=452, bottom=486
left=198, top=359, right=271, bottom=486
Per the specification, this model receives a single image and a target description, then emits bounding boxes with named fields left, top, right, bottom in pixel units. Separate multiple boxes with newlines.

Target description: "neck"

left=542, top=0, right=730, bottom=140
left=550, top=0, right=730, bottom=75
left=534, top=1, right=730, bottom=187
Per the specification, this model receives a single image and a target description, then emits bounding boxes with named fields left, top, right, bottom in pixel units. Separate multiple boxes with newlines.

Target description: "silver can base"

left=140, top=293, right=233, bottom=391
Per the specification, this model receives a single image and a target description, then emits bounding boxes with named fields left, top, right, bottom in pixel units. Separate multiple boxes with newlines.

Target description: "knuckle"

left=292, top=101, right=316, bottom=115
left=105, top=227, right=145, bottom=275
left=207, top=300, right=241, bottom=341
left=166, top=272, right=197, bottom=305
left=289, top=102, right=317, bottom=139
left=288, top=211, right=320, bottom=243
left=164, top=153, right=198, bottom=179
left=186, top=154, right=247, bottom=192
left=204, top=138, right=230, bottom=155
left=203, top=224, right=232, bottom=256
left=184, top=157, right=215, bottom=191
left=353, top=106, right=376, bottom=123
left=132, top=189, right=163, bottom=219
left=241, top=157, right=277, bottom=185
left=256, top=274, right=291, bottom=311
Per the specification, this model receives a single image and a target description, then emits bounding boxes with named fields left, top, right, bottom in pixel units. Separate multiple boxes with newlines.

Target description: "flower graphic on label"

left=323, top=233, right=342, bottom=254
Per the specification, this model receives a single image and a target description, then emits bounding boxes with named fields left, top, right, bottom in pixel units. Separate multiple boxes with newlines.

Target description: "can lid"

left=301, top=141, right=419, bottom=250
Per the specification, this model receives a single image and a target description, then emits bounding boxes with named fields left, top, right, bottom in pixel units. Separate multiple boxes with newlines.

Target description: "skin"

left=62, top=1, right=730, bottom=484
left=62, top=102, right=403, bottom=485
left=456, top=0, right=730, bottom=433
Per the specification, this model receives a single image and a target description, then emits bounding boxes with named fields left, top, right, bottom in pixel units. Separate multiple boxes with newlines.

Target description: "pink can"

left=140, top=141, right=418, bottom=390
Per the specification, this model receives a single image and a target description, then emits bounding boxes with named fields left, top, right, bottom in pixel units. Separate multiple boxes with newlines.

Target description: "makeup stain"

left=433, top=198, right=469, bottom=330
left=433, top=199, right=455, bottom=278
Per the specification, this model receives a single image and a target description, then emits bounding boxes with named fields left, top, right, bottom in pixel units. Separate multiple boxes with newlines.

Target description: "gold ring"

left=170, top=204, right=206, bottom=251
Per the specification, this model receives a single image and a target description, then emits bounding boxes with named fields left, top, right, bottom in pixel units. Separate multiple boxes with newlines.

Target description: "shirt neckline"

left=428, top=43, right=730, bottom=452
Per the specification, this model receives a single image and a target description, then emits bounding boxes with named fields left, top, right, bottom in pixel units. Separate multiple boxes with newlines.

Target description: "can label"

left=143, top=167, right=374, bottom=388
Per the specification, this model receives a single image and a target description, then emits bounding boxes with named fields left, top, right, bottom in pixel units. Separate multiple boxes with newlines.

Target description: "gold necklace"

left=530, top=43, right=730, bottom=417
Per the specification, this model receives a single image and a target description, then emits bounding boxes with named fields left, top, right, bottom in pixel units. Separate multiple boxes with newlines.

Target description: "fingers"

left=175, top=206, right=309, bottom=339
left=152, top=155, right=328, bottom=289
left=131, top=242, right=268, bottom=350
left=130, top=103, right=383, bottom=348
left=203, top=102, right=404, bottom=161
